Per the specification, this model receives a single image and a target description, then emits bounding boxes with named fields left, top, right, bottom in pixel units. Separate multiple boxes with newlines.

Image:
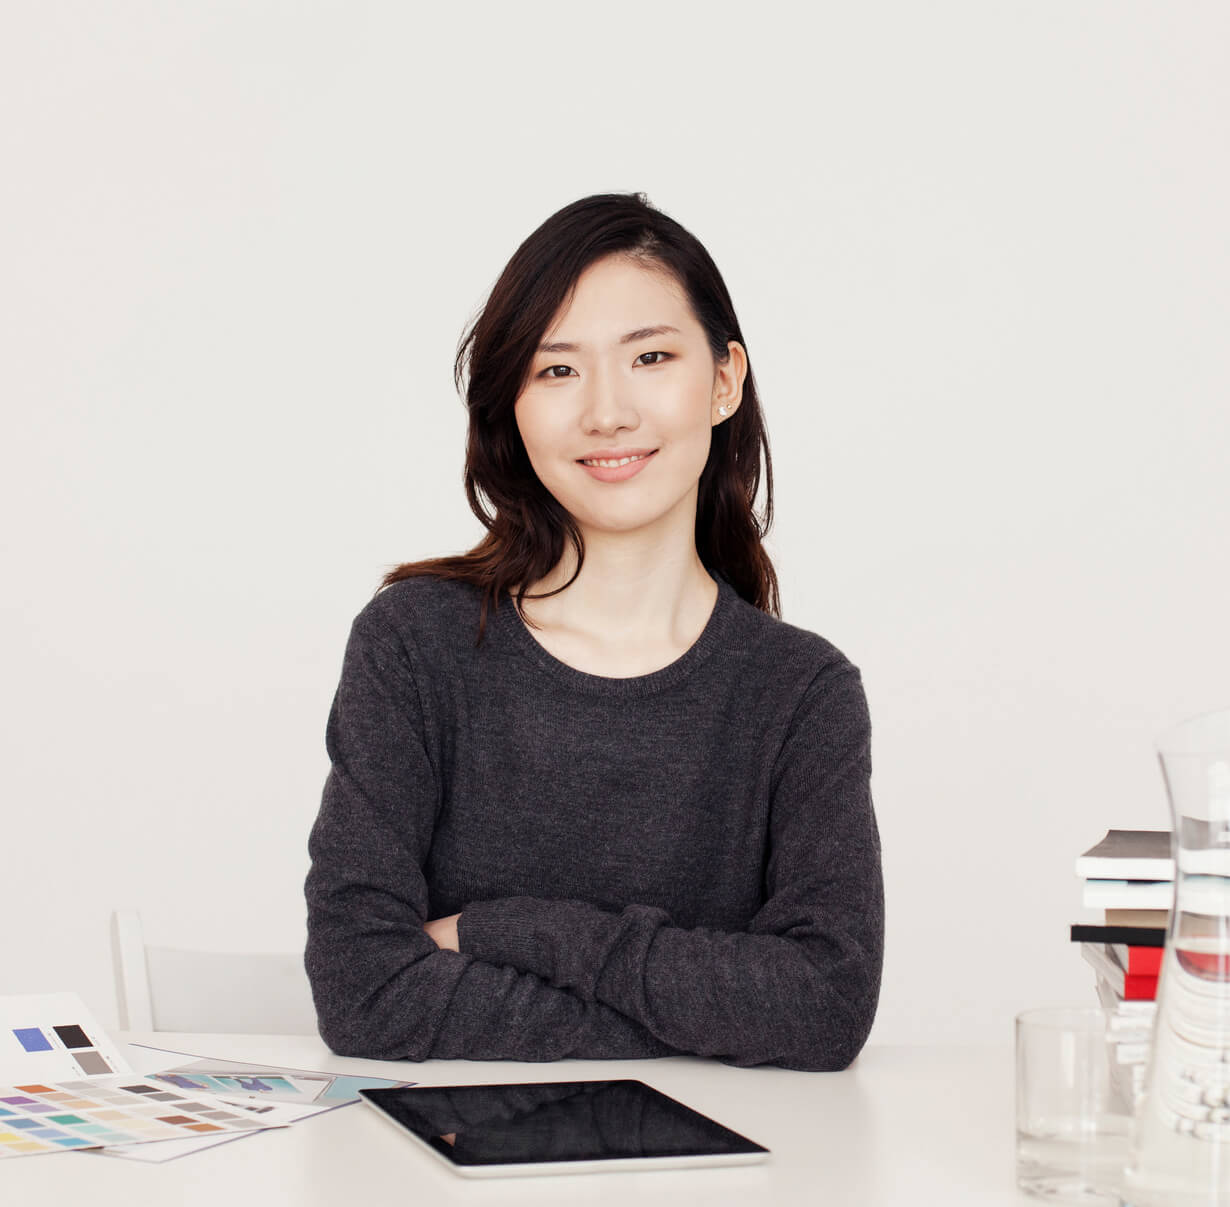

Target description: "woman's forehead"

left=543, top=258, right=695, bottom=344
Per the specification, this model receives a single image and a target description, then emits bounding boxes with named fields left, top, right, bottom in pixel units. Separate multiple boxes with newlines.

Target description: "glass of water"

left=1015, top=1006, right=1135, bottom=1204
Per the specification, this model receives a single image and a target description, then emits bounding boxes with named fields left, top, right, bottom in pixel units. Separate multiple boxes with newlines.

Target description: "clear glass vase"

left=1122, top=706, right=1230, bottom=1207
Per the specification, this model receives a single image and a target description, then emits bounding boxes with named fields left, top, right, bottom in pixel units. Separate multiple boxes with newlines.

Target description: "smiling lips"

left=577, top=449, right=658, bottom=482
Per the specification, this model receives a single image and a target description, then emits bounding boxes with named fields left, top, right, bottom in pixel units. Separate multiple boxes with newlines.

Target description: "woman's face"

left=514, top=254, right=744, bottom=541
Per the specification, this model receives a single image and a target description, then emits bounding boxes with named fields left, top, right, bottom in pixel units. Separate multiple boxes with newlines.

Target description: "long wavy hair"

left=379, top=191, right=780, bottom=645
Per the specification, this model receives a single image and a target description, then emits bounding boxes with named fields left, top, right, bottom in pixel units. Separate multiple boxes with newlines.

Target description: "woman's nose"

left=580, top=363, right=637, bottom=430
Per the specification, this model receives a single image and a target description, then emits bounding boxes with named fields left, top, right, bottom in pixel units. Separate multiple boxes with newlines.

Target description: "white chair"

left=110, top=909, right=320, bottom=1036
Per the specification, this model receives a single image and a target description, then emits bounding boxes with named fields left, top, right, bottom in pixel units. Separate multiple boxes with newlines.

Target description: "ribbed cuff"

left=457, top=896, right=556, bottom=978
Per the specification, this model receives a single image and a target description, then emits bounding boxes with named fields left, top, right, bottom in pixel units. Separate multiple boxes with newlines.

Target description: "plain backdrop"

left=2, top=1, right=1227, bottom=1047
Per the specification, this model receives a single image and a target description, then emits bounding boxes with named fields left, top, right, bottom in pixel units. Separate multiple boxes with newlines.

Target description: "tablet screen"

left=359, top=1079, right=768, bottom=1169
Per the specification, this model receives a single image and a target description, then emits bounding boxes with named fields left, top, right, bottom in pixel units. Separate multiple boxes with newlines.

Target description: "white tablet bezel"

left=359, top=1080, right=770, bottom=1178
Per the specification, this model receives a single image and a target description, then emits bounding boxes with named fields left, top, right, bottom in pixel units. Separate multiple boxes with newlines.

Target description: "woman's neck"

left=516, top=548, right=717, bottom=652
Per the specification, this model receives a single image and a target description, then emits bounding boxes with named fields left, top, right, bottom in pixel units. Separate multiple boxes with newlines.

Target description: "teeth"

left=581, top=453, right=650, bottom=468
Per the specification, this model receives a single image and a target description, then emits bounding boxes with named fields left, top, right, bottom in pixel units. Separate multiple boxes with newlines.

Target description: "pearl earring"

left=718, top=406, right=729, bottom=416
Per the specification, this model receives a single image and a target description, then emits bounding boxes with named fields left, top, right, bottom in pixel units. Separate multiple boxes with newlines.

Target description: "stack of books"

left=1070, top=829, right=1172, bottom=1105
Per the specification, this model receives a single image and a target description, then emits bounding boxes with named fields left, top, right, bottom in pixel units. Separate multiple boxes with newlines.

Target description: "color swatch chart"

left=0, top=1076, right=277, bottom=1159
left=11, top=1023, right=117, bottom=1075
left=1, top=991, right=133, bottom=1085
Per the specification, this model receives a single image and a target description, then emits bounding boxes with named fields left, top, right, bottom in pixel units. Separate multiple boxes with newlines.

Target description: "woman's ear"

left=712, top=340, right=747, bottom=423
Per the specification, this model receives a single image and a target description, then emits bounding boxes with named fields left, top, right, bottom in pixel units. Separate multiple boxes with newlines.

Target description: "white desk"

left=5, top=1034, right=1037, bottom=1205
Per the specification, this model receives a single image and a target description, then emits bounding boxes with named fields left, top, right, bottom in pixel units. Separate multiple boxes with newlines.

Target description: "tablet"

left=358, top=1079, right=770, bottom=1177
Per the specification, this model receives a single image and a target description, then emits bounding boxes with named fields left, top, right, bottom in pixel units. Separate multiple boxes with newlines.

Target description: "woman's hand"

left=424, top=913, right=461, bottom=952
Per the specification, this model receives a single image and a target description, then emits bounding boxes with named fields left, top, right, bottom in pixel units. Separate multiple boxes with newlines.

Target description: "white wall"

left=2, top=1, right=1227, bottom=1047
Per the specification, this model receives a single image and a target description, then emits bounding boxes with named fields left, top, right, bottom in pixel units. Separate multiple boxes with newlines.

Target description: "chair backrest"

left=111, top=909, right=320, bottom=1036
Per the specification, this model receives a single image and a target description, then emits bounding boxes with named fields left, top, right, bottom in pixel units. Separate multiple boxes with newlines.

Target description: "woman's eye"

left=538, top=352, right=672, bottom=379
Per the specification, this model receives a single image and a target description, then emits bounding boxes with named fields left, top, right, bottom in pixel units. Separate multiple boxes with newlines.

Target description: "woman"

left=303, top=192, right=884, bottom=1071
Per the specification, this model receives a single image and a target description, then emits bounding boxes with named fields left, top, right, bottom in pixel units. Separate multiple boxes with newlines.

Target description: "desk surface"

left=5, top=1034, right=1037, bottom=1205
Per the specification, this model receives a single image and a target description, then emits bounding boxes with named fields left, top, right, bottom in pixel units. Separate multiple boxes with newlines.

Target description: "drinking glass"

left=1016, top=1006, right=1134, bottom=1203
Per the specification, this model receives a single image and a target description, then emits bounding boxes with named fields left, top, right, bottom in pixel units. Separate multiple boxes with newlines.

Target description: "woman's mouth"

left=576, top=449, right=658, bottom=482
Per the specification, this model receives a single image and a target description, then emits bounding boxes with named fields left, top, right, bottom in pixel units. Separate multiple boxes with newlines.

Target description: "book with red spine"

left=1080, top=942, right=1158, bottom=1000
left=1109, top=944, right=1164, bottom=977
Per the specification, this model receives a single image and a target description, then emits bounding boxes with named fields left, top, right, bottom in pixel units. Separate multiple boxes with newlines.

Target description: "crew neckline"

left=497, top=567, right=738, bottom=698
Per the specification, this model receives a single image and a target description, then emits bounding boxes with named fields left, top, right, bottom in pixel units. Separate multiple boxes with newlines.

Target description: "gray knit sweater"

left=303, top=569, right=884, bottom=1071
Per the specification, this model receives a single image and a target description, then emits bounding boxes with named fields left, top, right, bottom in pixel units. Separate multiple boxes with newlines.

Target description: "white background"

left=2, top=1, right=1226, bottom=1047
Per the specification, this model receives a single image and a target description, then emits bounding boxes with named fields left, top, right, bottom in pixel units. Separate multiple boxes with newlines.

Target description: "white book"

left=1088, top=876, right=1230, bottom=912
left=1105, top=1010, right=1155, bottom=1034
left=1082, top=880, right=1174, bottom=910
left=1108, top=1027, right=1154, bottom=1045
left=1076, top=830, right=1173, bottom=880
left=1077, top=827, right=1230, bottom=879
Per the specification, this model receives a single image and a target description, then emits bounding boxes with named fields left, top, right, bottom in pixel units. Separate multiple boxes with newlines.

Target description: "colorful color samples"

left=0, top=1077, right=278, bottom=1159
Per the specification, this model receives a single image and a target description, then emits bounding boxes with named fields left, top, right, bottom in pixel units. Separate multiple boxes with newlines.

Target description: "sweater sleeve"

left=456, top=665, right=884, bottom=1072
left=303, top=614, right=682, bottom=1062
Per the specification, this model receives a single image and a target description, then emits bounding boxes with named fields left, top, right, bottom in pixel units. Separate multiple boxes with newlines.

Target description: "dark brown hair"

left=379, top=191, right=780, bottom=644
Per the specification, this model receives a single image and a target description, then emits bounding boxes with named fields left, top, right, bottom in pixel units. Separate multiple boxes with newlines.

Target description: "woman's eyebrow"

left=537, top=325, right=681, bottom=354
